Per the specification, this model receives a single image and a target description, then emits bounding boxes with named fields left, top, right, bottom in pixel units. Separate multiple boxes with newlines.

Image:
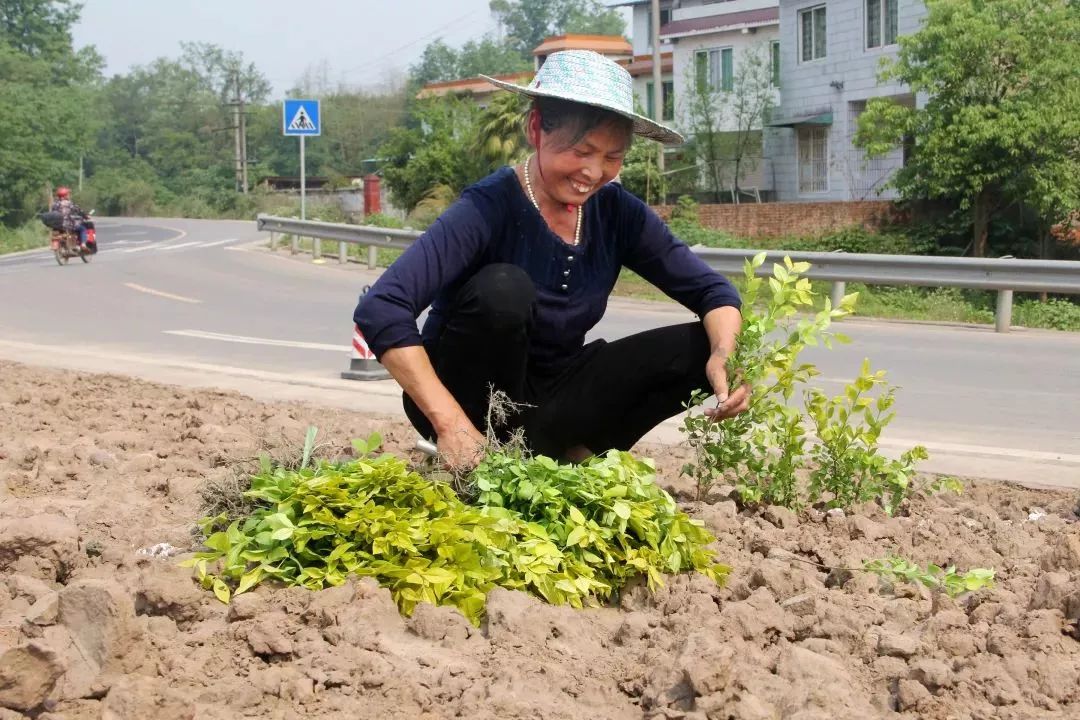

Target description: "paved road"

left=1, top=217, right=1077, bottom=488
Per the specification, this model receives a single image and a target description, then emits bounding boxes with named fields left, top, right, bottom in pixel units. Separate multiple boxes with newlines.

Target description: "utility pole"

left=651, top=0, right=665, bottom=177
left=230, top=71, right=248, bottom=193
left=240, top=96, right=249, bottom=194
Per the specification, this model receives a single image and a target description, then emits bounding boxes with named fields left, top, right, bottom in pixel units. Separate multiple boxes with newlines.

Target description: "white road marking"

left=158, top=241, right=202, bottom=251
left=880, top=437, right=1080, bottom=465
left=194, top=238, right=236, bottom=248
left=163, top=329, right=350, bottom=352
left=124, top=283, right=201, bottom=304
left=123, top=240, right=179, bottom=253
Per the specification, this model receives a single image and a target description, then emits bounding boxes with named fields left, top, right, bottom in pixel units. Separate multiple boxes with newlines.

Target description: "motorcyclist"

left=50, top=187, right=88, bottom=249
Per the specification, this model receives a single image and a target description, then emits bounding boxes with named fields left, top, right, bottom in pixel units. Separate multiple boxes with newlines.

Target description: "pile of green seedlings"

left=185, top=433, right=727, bottom=625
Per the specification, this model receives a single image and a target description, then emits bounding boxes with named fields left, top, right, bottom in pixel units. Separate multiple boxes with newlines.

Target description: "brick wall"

left=651, top=200, right=907, bottom=238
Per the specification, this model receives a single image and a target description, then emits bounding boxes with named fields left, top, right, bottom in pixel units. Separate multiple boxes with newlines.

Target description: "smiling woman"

left=353, top=50, right=750, bottom=470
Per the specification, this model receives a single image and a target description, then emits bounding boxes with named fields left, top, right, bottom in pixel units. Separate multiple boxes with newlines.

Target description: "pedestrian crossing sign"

left=283, top=99, right=320, bottom=136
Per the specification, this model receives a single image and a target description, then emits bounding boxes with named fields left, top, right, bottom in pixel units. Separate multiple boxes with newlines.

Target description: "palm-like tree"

left=477, top=92, right=530, bottom=168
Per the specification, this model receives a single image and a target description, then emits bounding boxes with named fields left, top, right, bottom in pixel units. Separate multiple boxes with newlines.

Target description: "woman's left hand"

left=703, top=352, right=751, bottom=421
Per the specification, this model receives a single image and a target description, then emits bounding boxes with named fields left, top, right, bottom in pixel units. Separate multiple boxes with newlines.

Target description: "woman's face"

left=534, top=121, right=630, bottom=207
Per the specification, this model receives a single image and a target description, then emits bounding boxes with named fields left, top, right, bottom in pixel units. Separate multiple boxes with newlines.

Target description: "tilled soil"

left=1, top=360, right=1078, bottom=720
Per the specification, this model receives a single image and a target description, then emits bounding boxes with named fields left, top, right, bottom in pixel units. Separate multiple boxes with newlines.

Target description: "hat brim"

left=480, top=75, right=684, bottom=146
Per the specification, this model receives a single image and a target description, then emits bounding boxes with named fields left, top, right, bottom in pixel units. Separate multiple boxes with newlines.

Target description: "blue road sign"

left=283, top=99, right=320, bottom=136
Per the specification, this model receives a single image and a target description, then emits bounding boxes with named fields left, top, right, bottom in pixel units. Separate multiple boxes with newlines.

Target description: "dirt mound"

left=1, top=360, right=1078, bottom=719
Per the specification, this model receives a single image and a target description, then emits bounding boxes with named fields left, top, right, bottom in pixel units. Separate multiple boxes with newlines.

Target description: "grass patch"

left=0, top=222, right=48, bottom=255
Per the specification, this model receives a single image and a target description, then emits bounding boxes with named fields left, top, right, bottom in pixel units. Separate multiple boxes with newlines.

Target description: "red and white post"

left=341, top=324, right=390, bottom=381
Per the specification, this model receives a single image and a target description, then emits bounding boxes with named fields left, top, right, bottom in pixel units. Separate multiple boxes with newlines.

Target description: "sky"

left=71, top=0, right=512, bottom=97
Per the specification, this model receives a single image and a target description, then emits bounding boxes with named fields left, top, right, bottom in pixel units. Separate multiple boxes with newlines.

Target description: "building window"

left=798, top=126, right=829, bottom=193
left=646, top=80, right=675, bottom=122
left=799, top=5, right=827, bottom=62
left=695, top=47, right=734, bottom=92
left=770, top=40, right=781, bottom=87
left=866, top=0, right=898, bottom=48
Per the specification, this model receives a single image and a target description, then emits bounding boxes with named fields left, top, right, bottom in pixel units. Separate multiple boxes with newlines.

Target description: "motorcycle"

left=39, top=209, right=94, bottom=265
left=49, top=228, right=89, bottom=265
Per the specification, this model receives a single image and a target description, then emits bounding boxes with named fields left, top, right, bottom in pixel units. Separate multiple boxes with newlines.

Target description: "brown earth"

left=1, top=359, right=1078, bottom=720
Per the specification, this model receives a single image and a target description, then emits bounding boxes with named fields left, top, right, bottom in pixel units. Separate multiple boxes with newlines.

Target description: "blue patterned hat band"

left=481, top=50, right=683, bottom=145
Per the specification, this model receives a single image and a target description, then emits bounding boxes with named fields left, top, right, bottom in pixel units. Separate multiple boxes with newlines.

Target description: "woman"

left=354, top=50, right=749, bottom=469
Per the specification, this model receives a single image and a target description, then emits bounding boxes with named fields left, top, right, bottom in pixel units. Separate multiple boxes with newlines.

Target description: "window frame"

left=645, top=80, right=675, bottom=122
left=798, top=4, right=828, bottom=64
left=694, top=46, right=735, bottom=93
left=865, top=0, right=898, bottom=50
left=797, top=125, right=830, bottom=194
left=770, top=40, right=781, bottom=87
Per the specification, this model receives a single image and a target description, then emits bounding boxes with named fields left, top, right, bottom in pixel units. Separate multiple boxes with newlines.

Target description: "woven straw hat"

left=481, top=50, right=683, bottom=145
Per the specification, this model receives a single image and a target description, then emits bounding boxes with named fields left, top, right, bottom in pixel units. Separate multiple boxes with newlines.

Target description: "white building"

left=616, top=1, right=781, bottom=197
left=766, top=0, right=927, bottom=201
left=661, top=0, right=780, bottom=134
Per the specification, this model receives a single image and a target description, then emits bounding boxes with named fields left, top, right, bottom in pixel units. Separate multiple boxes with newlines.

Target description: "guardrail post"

left=313, top=238, right=322, bottom=260
left=269, top=231, right=276, bottom=250
left=338, top=241, right=347, bottom=264
left=829, top=281, right=846, bottom=312
left=368, top=245, right=378, bottom=270
left=290, top=234, right=298, bottom=255
left=995, top=290, right=1013, bottom=333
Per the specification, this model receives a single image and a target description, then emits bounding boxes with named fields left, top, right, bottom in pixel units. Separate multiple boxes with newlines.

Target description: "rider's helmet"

left=56, top=187, right=71, bottom=199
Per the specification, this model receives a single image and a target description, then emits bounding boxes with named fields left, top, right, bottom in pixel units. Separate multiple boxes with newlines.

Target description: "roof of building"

left=660, top=6, right=779, bottom=39
left=532, top=33, right=633, bottom=56
left=416, top=71, right=533, bottom=99
left=618, top=52, right=674, bottom=77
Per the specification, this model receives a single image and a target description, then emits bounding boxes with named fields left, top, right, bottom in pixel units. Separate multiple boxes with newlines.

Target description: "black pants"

left=403, top=264, right=711, bottom=459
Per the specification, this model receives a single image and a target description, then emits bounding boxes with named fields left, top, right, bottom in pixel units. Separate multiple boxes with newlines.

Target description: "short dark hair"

left=529, top=96, right=634, bottom=151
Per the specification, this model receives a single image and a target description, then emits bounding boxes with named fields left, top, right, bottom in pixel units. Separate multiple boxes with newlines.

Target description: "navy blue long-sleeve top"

left=353, top=167, right=741, bottom=375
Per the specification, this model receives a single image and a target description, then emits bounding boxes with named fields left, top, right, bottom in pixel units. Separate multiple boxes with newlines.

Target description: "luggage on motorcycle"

left=38, top=211, right=64, bottom=230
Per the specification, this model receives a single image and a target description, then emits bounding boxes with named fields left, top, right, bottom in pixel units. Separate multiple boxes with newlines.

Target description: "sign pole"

left=283, top=98, right=319, bottom=254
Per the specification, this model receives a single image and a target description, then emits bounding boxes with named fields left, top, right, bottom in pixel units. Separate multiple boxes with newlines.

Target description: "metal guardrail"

left=256, top=214, right=1080, bottom=333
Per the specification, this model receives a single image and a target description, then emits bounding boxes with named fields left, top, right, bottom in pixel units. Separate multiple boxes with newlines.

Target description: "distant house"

left=766, top=0, right=927, bottom=201
left=415, top=71, right=533, bottom=105
left=417, top=34, right=636, bottom=108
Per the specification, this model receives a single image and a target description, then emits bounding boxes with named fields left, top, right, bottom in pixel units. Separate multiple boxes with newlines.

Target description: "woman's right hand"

left=437, top=422, right=487, bottom=471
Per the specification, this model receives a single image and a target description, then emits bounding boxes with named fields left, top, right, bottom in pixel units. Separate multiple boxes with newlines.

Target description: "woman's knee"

left=461, top=264, right=536, bottom=332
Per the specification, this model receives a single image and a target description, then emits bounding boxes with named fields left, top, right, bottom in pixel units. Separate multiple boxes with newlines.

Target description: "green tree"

left=408, top=39, right=461, bottom=86
left=409, top=35, right=530, bottom=89
left=619, top=141, right=665, bottom=205
left=489, top=0, right=626, bottom=58
left=378, top=96, right=488, bottom=212
left=680, top=63, right=724, bottom=202
left=476, top=90, right=529, bottom=167
left=457, top=35, right=532, bottom=77
left=0, top=0, right=102, bottom=224
left=717, top=43, right=775, bottom=199
left=179, top=41, right=271, bottom=104
left=679, top=43, right=775, bottom=202
left=855, top=0, right=1080, bottom=257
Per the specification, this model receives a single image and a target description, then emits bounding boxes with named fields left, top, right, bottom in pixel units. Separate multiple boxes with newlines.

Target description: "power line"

left=336, top=8, right=490, bottom=76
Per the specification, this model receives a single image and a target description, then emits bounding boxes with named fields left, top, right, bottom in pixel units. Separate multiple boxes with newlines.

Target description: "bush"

left=1014, top=298, right=1080, bottom=332
left=681, top=254, right=943, bottom=513
left=0, top=221, right=48, bottom=255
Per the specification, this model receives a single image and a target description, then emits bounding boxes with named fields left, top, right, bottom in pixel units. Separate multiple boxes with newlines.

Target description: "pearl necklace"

left=524, top=154, right=582, bottom=246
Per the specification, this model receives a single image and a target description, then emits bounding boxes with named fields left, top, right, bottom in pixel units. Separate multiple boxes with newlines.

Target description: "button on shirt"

left=354, top=167, right=741, bottom=375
